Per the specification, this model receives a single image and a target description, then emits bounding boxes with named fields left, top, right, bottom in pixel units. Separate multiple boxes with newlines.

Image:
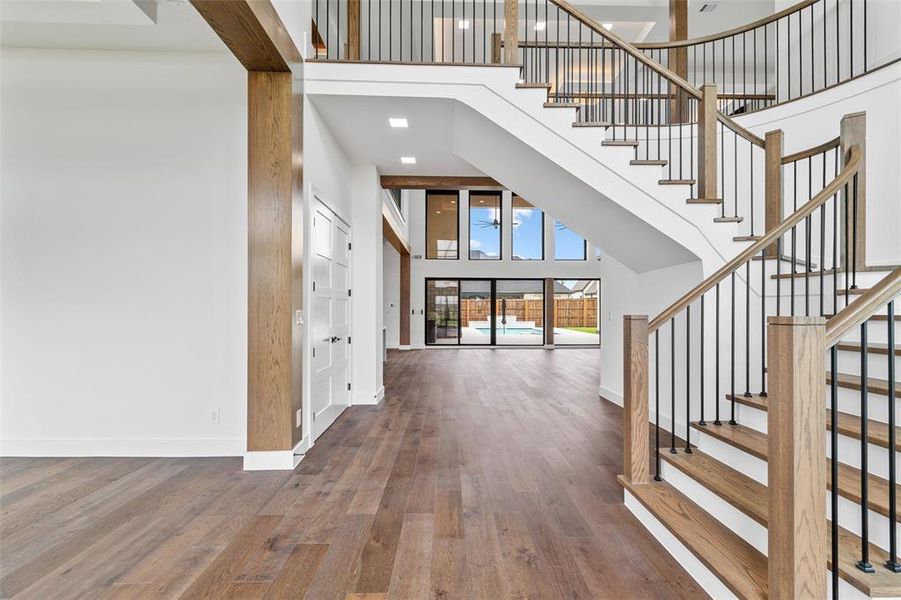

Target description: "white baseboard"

left=353, top=386, right=385, bottom=406
left=294, top=434, right=312, bottom=455
left=599, top=385, right=623, bottom=406
left=0, top=437, right=243, bottom=457
left=243, top=447, right=304, bottom=471
left=624, top=489, right=737, bottom=600
left=398, top=345, right=411, bottom=350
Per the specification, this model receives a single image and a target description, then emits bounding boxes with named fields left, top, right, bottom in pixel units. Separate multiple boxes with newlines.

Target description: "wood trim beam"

left=382, top=215, right=410, bottom=256
left=764, top=129, right=784, bottom=257
left=379, top=175, right=504, bottom=190
left=767, top=316, right=826, bottom=599
left=191, top=0, right=301, bottom=72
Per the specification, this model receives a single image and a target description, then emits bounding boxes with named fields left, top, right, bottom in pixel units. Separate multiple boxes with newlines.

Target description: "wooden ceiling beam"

left=379, top=175, right=504, bottom=190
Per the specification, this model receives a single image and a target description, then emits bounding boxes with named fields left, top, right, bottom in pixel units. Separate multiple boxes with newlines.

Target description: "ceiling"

left=0, top=0, right=229, bottom=53
left=310, top=95, right=487, bottom=177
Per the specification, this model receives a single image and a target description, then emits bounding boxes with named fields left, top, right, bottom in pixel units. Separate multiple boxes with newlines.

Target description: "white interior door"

left=310, top=197, right=351, bottom=442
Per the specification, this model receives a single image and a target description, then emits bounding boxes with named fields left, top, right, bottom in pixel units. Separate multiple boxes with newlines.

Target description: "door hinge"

left=347, top=336, right=352, bottom=344
left=348, top=288, right=352, bottom=297
left=312, top=347, right=316, bottom=357
left=312, top=281, right=316, bottom=292
left=312, top=412, right=316, bottom=422
left=348, top=242, right=352, bottom=251
left=347, top=383, right=351, bottom=391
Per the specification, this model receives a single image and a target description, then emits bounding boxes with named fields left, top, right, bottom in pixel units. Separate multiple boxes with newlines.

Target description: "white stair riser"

left=836, top=349, right=899, bottom=379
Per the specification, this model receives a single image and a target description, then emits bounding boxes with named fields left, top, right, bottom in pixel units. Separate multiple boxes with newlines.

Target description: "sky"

left=467, top=203, right=584, bottom=260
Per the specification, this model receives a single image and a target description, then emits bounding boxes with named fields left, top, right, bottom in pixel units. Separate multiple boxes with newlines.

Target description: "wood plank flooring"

left=0, top=349, right=705, bottom=599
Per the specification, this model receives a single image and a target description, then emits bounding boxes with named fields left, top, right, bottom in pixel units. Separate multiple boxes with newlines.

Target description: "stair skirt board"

left=622, top=489, right=740, bottom=600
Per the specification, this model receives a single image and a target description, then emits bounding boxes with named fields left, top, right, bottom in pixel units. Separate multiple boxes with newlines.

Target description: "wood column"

left=544, top=278, right=555, bottom=346
left=766, top=316, right=826, bottom=600
left=491, top=33, right=502, bottom=64
left=192, top=1, right=305, bottom=456
left=764, top=129, right=784, bottom=257
left=400, top=253, right=411, bottom=346
left=841, top=111, right=866, bottom=271
left=669, top=0, right=688, bottom=122
left=698, top=83, right=718, bottom=200
left=347, top=0, right=361, bottom=60
left=504, top=0, right=518, bottom=65
left=623, top=315, right=650, bottom=485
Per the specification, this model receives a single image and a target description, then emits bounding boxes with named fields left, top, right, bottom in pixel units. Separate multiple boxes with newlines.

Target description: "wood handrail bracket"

left=649, top=145, right=863, bottom=332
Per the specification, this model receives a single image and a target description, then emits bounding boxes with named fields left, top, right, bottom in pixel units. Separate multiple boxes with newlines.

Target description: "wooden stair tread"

left=692, top=421, right=901, bottom=522
left=752, top=254, right=818, bottom=269
left=686, top=197, right=722, bottom=204
left=733, top=235, right=762, bottom=242
left=770, top=264, right=901, bottom=280
left=619, top=475, right=768, bottom=600
left=573, top=121, right=610, bottom=127
left=827, top=372, right=901, bottom=397
left=516, top=81, right=551, bottom=89
left=659, top=179, right=696, bottom=185
left=630, top=159, right=667, bottom=165
left=830, top=409, right=901, bottom=452
left=727, top=393, right=768, bottom=411
left=543, top=101, right=580, bottom=109
left=660, top=450, right=901, bottom=596
left=714, top=216, right=744, bottom=223
left=601, top=139, right=639, bottom=147
left=837, top=341, right=900, bottom=356
left=839, top=287, right=870, bottom=296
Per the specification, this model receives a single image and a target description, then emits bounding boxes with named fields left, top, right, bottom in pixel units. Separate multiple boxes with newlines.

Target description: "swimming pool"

left=474, top=327, right=543, bottom=336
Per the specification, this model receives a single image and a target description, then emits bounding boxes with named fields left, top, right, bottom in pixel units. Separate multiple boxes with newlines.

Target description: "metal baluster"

left=716, top=283, right=722, bottom=425
left=852, top=173, right=859, bottom=289
left=857, top=319, right=875, bottom=573
left=887, top=300, right=900, bottom=571
left=686, top=305, right=692, bottom=452
left=760, top=248, right=767, bottom=396
left=745, top=261, right=751, bottom=398
left=671, top=318, right=677, bottom=454
left=700, top=295, right=707, bottom=425
left=731, top=272, right=737, bottom=425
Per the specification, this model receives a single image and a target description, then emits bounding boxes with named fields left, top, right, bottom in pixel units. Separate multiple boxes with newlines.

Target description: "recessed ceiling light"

left=388, top=117, right=408, bottom=128
left=458, top=19, right=470, bottom=29
left=534, top=21, right=546, bottom=31
left=602, top=22, right=613, bottom=30
left=400, top=156, right=416, bottom=164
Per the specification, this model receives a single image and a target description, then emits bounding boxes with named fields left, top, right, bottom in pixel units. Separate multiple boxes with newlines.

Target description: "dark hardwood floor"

left=0, top=349, right=705, bottom=599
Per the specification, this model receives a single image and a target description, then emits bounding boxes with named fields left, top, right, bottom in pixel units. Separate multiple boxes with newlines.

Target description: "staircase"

left=309, top=0, right=900, bottom=596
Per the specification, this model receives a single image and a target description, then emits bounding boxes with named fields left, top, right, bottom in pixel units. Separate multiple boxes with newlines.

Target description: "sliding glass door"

left=424, top=278, right=545, bottom=346
left=494, top=280, right=545, bottom=346
left=460, top=280, right=493, bottom=345
left=425, top=280, right=459, bottom=345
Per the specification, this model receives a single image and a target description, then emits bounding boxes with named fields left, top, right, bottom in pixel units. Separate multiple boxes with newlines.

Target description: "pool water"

left=474, top=327, right=543, bottom=336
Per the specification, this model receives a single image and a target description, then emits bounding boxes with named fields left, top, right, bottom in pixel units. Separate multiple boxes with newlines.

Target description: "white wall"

left=0, top=49, right=247, bottom=456
left=350, top=166, right=384, bottom=404
left=383, top=240, right=401, bottom=348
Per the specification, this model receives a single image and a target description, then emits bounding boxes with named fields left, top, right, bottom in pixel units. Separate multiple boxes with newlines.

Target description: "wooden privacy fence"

left=460, top=298, right=597, bottom=328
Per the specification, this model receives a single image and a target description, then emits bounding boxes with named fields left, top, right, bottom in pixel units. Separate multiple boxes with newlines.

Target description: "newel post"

left=841, top=111, right=866, bottom=271
left=623, top=315, right=650, bottom=484
left=504, top=0, right=518, bottom=65
left=767, top=316, right=826, bottom=600
left=347, top=0, right=361, bottom=60
left=698, top=83, right=718, bottom=201
left=764, top=129, right=784, bottom=257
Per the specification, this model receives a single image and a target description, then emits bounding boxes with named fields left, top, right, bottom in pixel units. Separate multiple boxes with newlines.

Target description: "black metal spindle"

left=716, top=283, right=721, bottom=425
left=857, top=319, right=875, bottom=573
left=745, top=261, right=751, bottom=398
left=700, top=295, right=707, bottom=425
left=671, top=318, right=677, bottom=454
left=686, top=305, right=692, bottom=452
left=731, top=272, right=737, bottom=425
left=887, top=300, right=900, bottom=571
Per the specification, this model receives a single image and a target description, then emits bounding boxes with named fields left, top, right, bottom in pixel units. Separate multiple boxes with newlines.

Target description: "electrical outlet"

left=211, top=408, right=220, bottom=424
left=296, top=409, right=302, bottom=428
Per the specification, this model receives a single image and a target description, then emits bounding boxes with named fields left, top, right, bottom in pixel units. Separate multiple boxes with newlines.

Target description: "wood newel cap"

left=767, top=316, right=827, bottom=326
left=624, top=315, right=649, bottom=321
left=841, top=110, right=866, bottom=122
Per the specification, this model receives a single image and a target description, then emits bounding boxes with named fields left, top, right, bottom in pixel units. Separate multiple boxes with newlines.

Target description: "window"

left=554, top=220, right=586, bottom=260
left=386, top=188, right=403, bottom=220
left=552, top=280, right=600, bottom=346
left=426, top=191, right=459, bottom=259
left=468, top=192, right=501, bottom=260
left=511, top=195, right=544, bottom=260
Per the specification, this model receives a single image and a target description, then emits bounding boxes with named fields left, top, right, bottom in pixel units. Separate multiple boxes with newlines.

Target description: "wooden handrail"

left=546, top=0, right=765, bottom=148
left=825, top=268, right=901, bottom=347
left=635, top=0, right=819, bottom=50
left=782, top=136, right=840, bottom=164
left=649, top=144, right=863, bottom=332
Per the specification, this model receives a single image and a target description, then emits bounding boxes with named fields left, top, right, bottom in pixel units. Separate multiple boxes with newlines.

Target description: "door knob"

left=331, top=336, right=342, bottom=343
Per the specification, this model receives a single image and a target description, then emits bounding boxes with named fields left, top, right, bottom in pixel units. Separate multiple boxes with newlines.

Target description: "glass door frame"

left=423, top=278, right=547, bottom=347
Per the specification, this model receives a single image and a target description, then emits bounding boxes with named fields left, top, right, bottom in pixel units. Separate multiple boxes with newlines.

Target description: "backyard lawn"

left=562, top=327, right=599, bottom=334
